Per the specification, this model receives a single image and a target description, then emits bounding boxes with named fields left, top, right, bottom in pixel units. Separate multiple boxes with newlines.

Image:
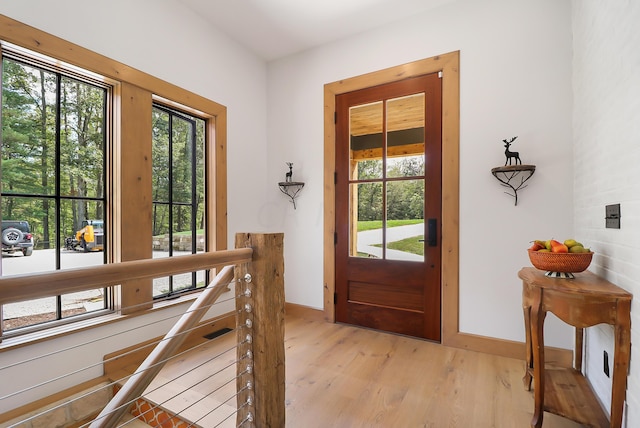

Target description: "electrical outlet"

left=604, top=350, right=610, bottom=377
left=606, top=204, right=621, bottom=228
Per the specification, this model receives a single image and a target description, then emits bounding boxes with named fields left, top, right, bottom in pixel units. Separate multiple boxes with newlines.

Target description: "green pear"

left=564, top=239, right=582, bottom=248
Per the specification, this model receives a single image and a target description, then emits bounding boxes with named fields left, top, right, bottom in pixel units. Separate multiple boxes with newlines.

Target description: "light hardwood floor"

left=144, top=305, right=584, bottom=427
left=283, top=305, right=582, bottom=428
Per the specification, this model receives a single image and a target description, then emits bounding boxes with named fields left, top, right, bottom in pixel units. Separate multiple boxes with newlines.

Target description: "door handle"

left=427, top=219, right=437, bottom=247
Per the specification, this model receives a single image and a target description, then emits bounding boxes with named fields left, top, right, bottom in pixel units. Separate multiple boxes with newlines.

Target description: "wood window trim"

left=0, top=14, right=227, bottom=314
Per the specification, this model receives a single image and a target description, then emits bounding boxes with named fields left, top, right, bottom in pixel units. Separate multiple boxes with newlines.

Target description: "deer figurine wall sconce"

left=491, top=136, right=536, bottom=206
left=285, top=162, right=293, bottom=182
left=503, top=136, right=521, bottom=165
left=278, top=162, right=305, bottom=209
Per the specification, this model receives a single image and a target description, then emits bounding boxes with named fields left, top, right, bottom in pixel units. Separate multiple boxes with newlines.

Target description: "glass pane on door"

left=348, top=100, right=383, bottom=259
left=384, top=93, right=425, bottom=261
left=386, top=93, right=425, bottom=177
left=347, top=92, right=426, bottom=263
left=349, top=102, right=383, bottom=179
left=349, top=182, right=382, bottom=258
left=386, top=179, right=424, bottom=261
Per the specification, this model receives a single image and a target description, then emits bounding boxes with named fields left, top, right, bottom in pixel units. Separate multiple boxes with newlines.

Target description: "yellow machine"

left=65, top=220, right=104, bottom=252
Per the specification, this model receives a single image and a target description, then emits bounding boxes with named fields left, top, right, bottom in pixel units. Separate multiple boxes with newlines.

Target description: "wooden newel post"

left=235, top=233, right=285, bottom=428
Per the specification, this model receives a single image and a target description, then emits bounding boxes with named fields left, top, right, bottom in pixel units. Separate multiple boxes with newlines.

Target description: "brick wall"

left=572, top=1, right=640, bottom=425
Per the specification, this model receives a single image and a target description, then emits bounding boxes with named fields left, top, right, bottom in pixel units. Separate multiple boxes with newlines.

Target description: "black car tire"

left=2, top=227, right=23, bottom=246
left=23, top=247, right=33, bottom=256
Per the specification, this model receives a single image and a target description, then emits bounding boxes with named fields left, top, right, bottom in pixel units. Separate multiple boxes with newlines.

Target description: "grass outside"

left=386, top=235, right=425, bottom=256
left=153, top=229, right=204, bottom=238
left=360, top=219, right=425, bottom=256
left=357, top=219, right=423, bottom=232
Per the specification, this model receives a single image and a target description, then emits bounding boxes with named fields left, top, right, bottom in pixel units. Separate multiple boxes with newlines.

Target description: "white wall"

left=572, top=1, right=640, bottom=424
left=266, top=0, right=575, bottom=347
left=0, top=0, right=270, bottom=245
left=0, top=0, right=269, bottom=410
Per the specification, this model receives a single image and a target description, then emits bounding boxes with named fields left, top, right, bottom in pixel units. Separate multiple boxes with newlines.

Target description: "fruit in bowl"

left=528, top=238, right=593, bottom=278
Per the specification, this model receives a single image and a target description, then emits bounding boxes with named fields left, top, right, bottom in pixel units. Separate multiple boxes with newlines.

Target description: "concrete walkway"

left=357, top=223, right=424, bottom=261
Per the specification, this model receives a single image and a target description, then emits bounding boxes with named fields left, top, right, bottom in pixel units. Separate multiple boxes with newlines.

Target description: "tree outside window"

left=1, top=53, right=111, bottom=334
left=151, top=105, right=206, bottom=298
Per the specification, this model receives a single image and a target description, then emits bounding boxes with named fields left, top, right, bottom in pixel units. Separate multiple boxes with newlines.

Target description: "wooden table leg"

left=574, top=327, right=583, bottom=372
left=523, top=302, right=533, bottom=390
left=530, top=288, right=544, bottom=428
left=610, top=300, right=631, bottom=428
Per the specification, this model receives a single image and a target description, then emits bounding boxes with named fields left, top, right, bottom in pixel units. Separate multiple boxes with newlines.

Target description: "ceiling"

left=177, top=0, right=454, bottom=61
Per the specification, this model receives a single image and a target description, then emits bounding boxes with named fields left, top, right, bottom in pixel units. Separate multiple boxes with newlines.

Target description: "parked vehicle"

left=64, top=219, right=104, bottom=252
left=1, top=220, right=34, bottom=256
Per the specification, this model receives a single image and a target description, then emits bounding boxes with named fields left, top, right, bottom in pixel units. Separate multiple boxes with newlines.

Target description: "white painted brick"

left=572, top=1, right=640, bottom=426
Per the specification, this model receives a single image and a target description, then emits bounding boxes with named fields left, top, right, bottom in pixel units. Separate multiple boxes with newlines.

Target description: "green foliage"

left=1, top=58, right=205, bottom=252
left=356, top=157, right=425, bottom=222
left=2, top=57, right=106, bottom=247
left=151, top=106, right=205, bottom=238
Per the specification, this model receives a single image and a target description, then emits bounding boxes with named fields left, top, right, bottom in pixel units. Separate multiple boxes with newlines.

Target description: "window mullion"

left=55, top=72, right=62, bottom=272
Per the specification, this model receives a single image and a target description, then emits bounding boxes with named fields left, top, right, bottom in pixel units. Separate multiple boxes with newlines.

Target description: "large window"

left=0, top=15, right=228, bottom=343
left=1, top=48, right=112, bottom=334
left=151, top=104, right=206, bottom=298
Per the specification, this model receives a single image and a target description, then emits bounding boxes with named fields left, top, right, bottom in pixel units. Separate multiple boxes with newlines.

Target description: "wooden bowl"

left=528, top=250, right=593, bottom=273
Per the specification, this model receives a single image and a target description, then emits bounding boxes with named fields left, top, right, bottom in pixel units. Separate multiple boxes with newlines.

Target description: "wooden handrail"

left=0, top=248, right=253, bottom=305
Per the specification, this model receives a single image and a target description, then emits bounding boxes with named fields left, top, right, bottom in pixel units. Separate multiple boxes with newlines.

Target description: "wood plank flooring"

left=141, top=305, right=584, bottom=428
left=283, top=305, right=582, bottom=428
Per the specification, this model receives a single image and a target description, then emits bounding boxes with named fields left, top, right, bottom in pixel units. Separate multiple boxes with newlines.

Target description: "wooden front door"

left=335, top=73, right=442, bottom=341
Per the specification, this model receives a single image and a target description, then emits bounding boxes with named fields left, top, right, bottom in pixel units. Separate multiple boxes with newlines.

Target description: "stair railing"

left=0, top=232, right=285, bottom=428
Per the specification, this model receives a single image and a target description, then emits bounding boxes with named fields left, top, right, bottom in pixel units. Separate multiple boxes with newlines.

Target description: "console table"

left=519, top=267, right=632, bottom=428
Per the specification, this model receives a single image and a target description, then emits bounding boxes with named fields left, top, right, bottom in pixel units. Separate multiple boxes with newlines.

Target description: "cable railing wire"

left=0, top=281, right=239, bottom=403
left=88, top=265, right=246, bottom=427
left=83, top=339, right=247, bottom=428
left=113, top=331, right=254, bottom=428
left=5, top=329, right=246, bottom=428
left=189, top=384, right=251, bottom=428
left=0, top=236, right=284, bottom=428
left=0, top=278, right=240, bottom=372
left=115, top=353, right=249, bottom=428
left=2, top=275, right=246, bottom=423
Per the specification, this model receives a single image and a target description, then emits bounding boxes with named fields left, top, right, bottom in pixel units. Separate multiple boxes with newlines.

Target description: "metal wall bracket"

left=278, top=182, right=305, bottom=209
left=491, top=164, right=536, bottom=206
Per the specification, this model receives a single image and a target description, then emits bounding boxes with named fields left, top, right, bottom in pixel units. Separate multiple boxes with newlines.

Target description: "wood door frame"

left=324, top=51, right=572, bottom=364
left=324, top=51, right=459, bottom=346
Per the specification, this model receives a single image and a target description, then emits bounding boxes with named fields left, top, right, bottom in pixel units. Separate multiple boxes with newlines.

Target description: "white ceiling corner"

left=176, top=0, right=455, bottom=61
